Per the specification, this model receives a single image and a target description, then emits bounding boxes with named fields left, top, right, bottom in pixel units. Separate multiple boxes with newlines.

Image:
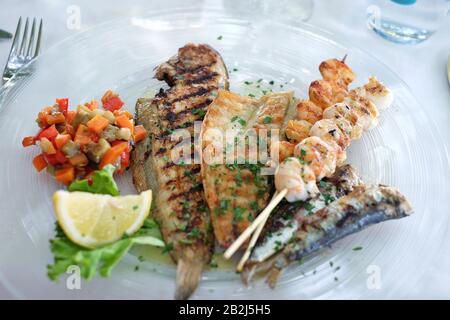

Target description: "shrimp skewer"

left=224, top=75, right=394, bottom=261
left=284, top=57, right=356, bottom=158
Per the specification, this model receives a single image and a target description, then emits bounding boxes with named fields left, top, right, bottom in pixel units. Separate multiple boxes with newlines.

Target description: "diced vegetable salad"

left=22, top=90, right=147, bottom=185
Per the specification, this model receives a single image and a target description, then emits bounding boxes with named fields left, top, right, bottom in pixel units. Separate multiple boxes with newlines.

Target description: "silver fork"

left=2, top=17, right=43, bottom=84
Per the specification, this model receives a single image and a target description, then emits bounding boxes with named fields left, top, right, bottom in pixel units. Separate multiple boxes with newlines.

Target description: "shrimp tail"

left=174, top=258, right=203, bottom=300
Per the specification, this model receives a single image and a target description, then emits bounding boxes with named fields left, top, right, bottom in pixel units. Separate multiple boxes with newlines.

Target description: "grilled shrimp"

left=358, top=76, right=394, bottom=110
left=342, top=97, right=376, bottom=131
left=319, top=58, right=356, bottom=86
left=275, top=140, right=295, bottom=162
left=310, top=118, right=351, bottom=150
left=322, top=102, right=363, bottom=139
left=296, top=100, right=323, bottom=124
left=294, top=136, right=337, bottom=180
left=285, top=119, right=312, bottom=144
left=309, top=79, right=348, bottom=110
left=275, top=157, right=319, bottom=202
left=309, top=80, right=333, bottom=109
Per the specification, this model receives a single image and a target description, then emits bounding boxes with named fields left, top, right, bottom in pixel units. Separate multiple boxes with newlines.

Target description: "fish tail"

left=174, top=258, right=203, bottom=300
left=266, top=266, right=284, bottom=289
left=240, top=265, right=256, bottom=287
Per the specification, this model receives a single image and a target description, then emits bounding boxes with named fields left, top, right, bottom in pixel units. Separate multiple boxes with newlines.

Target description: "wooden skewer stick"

left=236, top=191, right=280, bottom=271
left=224, top=188, right=287, bottom=260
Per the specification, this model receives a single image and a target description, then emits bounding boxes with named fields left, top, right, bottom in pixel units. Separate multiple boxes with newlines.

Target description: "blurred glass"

left=228, top=0, right=314, bottom=22
left=366, top=0, right=450, bottom=44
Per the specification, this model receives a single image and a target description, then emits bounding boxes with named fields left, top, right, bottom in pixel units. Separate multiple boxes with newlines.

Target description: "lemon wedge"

left=53, top=190, right=152, bottom=248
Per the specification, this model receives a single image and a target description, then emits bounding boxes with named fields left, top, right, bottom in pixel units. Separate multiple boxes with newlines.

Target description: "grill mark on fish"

left=183, top=72, right=218, bottom=85
left=131, top=43, right=229, bottom=300
left=168, top=184, right=204, bottom=201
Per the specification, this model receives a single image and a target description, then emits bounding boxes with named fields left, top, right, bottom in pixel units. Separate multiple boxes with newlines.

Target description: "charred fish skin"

left=259, top=184, right=413, bottom=288
left=131, top=44, right=229, bottom=300
left=246, top=165, right=363, bottom=266
left=286, top=184, right=413, bottom=261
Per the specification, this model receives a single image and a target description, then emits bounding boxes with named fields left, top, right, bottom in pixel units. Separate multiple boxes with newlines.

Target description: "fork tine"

left=19, top=17, right=30, bottom=56
left=26, top=18, right=37, bottom=58
left=34, top=19, right=43, bottom=58
left=7, top=17, right=22, bottom=57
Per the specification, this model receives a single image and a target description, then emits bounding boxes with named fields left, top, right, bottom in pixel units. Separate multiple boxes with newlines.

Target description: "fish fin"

left=174, top=258, right=203, bottom=300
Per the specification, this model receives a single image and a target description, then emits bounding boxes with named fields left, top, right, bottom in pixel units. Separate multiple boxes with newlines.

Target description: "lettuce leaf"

left=47, top=219, right=164, bottom=281
left=68, top=164, right=119, bottom=196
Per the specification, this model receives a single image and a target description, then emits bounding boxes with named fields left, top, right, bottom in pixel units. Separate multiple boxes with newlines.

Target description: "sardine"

left=243, top=183, right=413, bottom=287
left=246, top=164, right=362, bottom=269
left=131, top=43, right=228, bottom=299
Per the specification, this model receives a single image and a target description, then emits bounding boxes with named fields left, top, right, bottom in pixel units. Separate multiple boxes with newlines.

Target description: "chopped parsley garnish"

left=329, top=261, right=334, bottom=267
left=263, top=115, right=272, bottom=124
left=352, top=246, right=363, bottom=251
left=234, top=170, right=243, bottom=186
left=248, top=93, right=255, bottom=98
left=217, top=35, right=223, bottom=40
left=304, top=202, right=315, bottom=213
left=319, top=180, right=328, bottom=188
left=132, top=205, right=139, bottom=211
left=162, top=242, right=174, bottom=254
left=257, top=79, right=263, bottom=83
left=214, top=199, right=230, bottom=216
left=232, top=67, right=238, bottom=72
left=179, top=239, right=193, bottom=245
left=269, top=80, right=275, bottom=85
left=274, top=240, right=283, bottom=251
left=192, top=108, right=206, bottom=117
left=175, top=223, right=187, bottom=231
left=323, top=193, right=335, bottom=205
left=244, top=81, right=252, bottom=85
left=250, top=201, right=259, bottom=211
left=233, top=207, right=246, bottom=221
left=187, top=227, right=201, bottom=238
left=248, top=213, right=255, bottom=222
left=134, top=265, right=139, bottom=272
left=231, top=115, right=247, bottom=126
left=300, top=148, right=307, bottom=157
left=138, top=255, right=145, bottom=262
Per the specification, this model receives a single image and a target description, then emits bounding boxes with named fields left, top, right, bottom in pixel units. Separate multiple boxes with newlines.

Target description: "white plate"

left=0, top=7, right=449, bottom=299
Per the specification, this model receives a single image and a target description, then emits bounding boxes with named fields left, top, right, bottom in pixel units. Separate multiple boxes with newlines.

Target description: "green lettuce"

left=68, top=164, right=119, bottom=196
left=47, top=219, right=163, bottom=281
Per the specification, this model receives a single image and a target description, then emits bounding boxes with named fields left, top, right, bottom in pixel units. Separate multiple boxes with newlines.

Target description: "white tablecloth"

left=0, top=0, right=449, bottom=299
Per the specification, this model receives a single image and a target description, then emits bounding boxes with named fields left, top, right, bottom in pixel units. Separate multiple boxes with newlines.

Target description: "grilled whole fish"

left=242, top=184, right=413, bottom=287
left=201, top=90, right=296, bottom=248
left=246, top=164, right=362, bottom=267
left=131, top=44, right=228, bottom=300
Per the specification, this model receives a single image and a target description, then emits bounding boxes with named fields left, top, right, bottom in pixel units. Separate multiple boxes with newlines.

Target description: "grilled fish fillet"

left=242, top=183, right=413, bottom=287
left=200, top=90, right=296, bottom=248
left=131, top=43, right=228, bottom=299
